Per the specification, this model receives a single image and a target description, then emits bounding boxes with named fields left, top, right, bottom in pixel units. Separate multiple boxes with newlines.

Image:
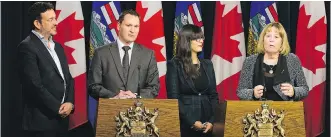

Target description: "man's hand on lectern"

left=124, top=90, right=136, bottom=99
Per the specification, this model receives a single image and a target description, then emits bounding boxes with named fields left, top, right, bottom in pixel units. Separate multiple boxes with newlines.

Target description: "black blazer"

left=166, top=58, right=219, bottom=127
left=17, top=33, right=74, bottom=131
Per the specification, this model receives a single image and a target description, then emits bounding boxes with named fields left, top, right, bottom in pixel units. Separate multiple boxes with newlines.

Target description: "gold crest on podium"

left=115, top=101, right=160, bottom=137
left=242, top=103, right=285, bottom=137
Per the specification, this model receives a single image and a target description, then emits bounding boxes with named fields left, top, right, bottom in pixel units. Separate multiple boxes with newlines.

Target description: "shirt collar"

left=116, top=38, right=134, bottom=50
left=31, top=30, right=53, bottom=42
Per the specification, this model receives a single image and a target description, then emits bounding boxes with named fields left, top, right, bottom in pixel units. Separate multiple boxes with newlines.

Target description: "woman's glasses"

left=194, top=38, right=205, bottom=42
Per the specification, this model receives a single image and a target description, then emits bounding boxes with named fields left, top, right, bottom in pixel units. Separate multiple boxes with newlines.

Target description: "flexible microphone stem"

left=261, top=68, right=267, bottom=101
left=137, top=65, right=142, bottom=99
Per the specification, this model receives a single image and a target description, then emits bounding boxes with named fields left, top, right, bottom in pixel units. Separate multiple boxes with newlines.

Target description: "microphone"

left=136, top=65, right=142, bottom=99
left=261, top=68, right=267, bottom=101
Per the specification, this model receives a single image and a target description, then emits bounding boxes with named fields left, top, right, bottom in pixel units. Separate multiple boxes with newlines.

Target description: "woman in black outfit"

left=166, top=24, right=219, bottom=137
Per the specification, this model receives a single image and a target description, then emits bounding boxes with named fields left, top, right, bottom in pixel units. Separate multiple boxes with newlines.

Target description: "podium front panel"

left=95, top=99, right=180, bottom=137
left=224, top=101, right=305, bottom=137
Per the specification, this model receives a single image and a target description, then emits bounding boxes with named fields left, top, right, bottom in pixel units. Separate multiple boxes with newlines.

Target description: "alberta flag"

left=247, top=1, right=278, bottom=55
left=173, top=1, right=204, bottom=58
left=88, top=1, right=121, bottom=128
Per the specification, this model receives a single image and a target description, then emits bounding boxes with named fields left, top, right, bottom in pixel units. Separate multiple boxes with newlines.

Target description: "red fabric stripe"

left=69, top=73, right=88, bottom=129
left=104, top=3, right=118, bottom=33
left=296, top=3, right=326, bottom=136
left=212, top=2, right=244, bottom=102
left=156, top=76, right=167, bottom=98
left=216, top=72, right=240, bottom=102
left=135, top=1, right=167, bottom=99
left=188, top=5, right=203, bottom=27
left=304, top=82, right=326, bottom=136
left=268, top=5, right=278, bottom=22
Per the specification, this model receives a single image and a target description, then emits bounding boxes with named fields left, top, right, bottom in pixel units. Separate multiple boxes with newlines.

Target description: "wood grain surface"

left=95, top=99, right=180, bottom=137
left=224, top=101, right=305, bottom=137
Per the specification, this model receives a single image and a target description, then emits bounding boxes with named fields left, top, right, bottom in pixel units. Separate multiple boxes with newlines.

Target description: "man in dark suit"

left=88, top=9, right=160, bottom=99
left=17, top=2, right=74, bottom=137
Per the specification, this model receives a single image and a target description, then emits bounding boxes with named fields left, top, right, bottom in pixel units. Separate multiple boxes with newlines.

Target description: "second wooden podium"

left=214, top=101, right=306, bottom=137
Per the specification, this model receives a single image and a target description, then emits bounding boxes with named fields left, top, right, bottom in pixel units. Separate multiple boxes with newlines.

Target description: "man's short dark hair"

left=118, top=9, right=140, bottom=24
left=28, top=2, right=54, bottom=29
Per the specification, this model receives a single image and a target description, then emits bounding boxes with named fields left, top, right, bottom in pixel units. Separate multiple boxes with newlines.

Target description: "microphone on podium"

left=136, top=65, right=142, bottom=99
left=261, top=68, right=267, bottom=101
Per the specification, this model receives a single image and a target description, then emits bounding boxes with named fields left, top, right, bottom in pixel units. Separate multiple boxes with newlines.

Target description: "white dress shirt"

left=32, top=30, right=66, bottom=103
left=117, top=39, right=134, bottom=65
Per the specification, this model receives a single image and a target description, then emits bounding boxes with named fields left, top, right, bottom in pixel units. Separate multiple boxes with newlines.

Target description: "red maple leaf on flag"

left=135, top=2, right=166, bottom=62
left=296, top=6, right=326, bottom=74
left=54, top=10, right=84, bottom=65
left=212, top=3, right=243, bottom=63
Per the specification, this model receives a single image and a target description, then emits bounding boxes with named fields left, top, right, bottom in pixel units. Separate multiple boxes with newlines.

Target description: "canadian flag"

left=135, top=1, right=167, bottom=99
left=54, top=1, right=87, bottom=129
left=296, top=2, right=326, bottom=137
left=211, top=2, right=246, bottom=101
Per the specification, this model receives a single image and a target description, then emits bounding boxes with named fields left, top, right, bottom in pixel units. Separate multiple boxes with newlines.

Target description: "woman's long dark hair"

left=175, top=24, right=204, bottom=79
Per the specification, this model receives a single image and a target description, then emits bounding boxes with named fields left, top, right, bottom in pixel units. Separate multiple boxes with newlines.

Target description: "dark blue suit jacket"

left=18, top=33, right=74, bottom=131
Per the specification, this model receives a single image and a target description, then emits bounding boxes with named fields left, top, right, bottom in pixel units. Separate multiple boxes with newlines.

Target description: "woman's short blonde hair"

left=256, top=22, right=290, bottom=55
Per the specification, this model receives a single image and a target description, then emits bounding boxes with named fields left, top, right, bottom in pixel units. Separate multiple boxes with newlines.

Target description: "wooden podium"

left=95, top=99, right=180, bottom=137
left=213, top=101, right=306, bottom=137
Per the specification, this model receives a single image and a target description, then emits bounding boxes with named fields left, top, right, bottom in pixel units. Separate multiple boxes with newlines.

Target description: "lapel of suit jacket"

left=54, top=42, right=69, bottom=82
left=199, top=60, right=211, bottom=93
left=177, top=60, right=199, bottom=93
left=30, top=33, right=62, bottom=78
left=127, top=43, right=141, bottom=82
left=108, top=42, right=125, bottom=84
left=186, top=74, right=198, bottom=93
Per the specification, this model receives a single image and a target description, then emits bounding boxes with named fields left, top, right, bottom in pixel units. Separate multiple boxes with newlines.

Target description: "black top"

left=263, top=63, right=283, bottom=101
left=166, top=59, right=219, bottom=137
left=192, top=64, right=210, bottom=133
left=193, top=64, right=208, bottom=92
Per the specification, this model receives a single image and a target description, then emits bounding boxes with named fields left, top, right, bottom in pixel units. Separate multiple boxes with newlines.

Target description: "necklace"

left=268, top=65, right=275, bottom=74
